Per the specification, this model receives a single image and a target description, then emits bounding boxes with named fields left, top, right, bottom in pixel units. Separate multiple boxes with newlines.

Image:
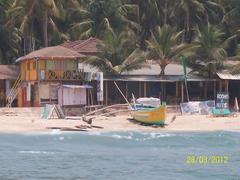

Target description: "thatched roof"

left=0, top=65, right=19, bottom=79
left=16, top=46, right=86, bottom=62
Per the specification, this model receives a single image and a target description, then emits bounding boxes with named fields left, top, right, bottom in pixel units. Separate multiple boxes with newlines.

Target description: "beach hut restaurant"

left=8, top=38, right=236, bottom=108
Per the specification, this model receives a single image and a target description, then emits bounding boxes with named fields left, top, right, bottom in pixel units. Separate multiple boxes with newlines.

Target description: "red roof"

left=61, top=37, right=101, bottom=54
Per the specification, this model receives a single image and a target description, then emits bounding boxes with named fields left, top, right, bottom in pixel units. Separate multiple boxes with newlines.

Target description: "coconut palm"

left=85, top=25, right=146, bottom=75
left=189, top=24, right=234, bottom=77
left=146, top=24, right=197, bottom=75
left=69, top=0, right=123, bottom=40
left=175, top=0, right=223, bottom=42
left=0, top=0, right=21, bottom=64
left=118, top=0, right=160, bottom=49
left=8, top=0, right=68, bottom=53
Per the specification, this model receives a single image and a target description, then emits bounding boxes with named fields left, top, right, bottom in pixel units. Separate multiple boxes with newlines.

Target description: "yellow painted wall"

left=20, top=59, right=79, bottom=81
left=20, top=60, right=37, bottom=81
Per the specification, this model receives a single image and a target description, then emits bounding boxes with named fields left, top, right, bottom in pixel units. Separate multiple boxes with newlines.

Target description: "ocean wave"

left=111, top=134, right=133, bottom=140
left=99, top=132, right=176, bottom=141
left=18, top=151, right=55, bottom=155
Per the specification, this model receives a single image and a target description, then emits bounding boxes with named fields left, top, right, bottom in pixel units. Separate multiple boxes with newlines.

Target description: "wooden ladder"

left=6, top=75, right=23, bottom=107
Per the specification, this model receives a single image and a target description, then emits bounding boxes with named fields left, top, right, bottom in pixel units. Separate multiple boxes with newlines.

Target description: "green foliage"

left=188, top=24, right=233, bottom=77
left=85, top=27, right=146, bottom=75
left=146, top=25, right=198, bottom=75
left=0, top=0, right=239, bottom=77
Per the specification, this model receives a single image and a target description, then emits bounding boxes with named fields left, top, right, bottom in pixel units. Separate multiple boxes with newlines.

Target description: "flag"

left=182, top=56, right=189, bottom=101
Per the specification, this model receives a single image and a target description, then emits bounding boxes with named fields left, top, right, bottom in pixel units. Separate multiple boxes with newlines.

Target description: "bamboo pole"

left=86, top=103, right=128, bottom=116
left=114, top=81, right=131, bottom=108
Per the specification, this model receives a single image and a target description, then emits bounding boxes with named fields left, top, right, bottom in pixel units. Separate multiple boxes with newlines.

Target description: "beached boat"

left=131, top=104, right=166, bottom=126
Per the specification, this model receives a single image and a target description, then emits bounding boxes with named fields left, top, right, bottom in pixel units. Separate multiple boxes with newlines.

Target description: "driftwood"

left=60, top=127, right=88, bottom=132
left=75, top=125, right=104, bottom=129
left=47, top=126, right=89, bottom=131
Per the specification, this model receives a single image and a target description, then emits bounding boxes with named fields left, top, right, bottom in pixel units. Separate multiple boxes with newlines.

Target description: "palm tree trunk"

left=43, top=9, right=48, bottom=47
left=160, top=65, right=166, bottom=76
left=164, top=0, right=167, bottom=24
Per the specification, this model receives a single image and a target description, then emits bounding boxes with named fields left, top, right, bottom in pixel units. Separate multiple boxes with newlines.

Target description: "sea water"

left=0, top=131, right=239, bottom=180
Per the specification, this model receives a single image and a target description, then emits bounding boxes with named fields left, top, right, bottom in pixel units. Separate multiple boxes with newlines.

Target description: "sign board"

left=180, top=101, right=215, bottom=115
left=96, top=72, right=103, bottom=102
left=216, top=92, right=229, bottom=109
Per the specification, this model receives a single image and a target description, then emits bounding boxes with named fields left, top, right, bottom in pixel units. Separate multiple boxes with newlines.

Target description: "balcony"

left=40, top=70, right=85, bottom=81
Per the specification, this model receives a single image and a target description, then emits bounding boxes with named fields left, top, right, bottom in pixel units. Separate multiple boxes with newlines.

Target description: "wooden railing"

left=41, top=70, right=85, bottom=81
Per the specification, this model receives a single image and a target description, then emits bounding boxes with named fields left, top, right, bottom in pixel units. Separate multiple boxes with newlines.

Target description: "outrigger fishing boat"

left=113, top=82, right=166, bottom=126
left=131, top=97, right=166, bottom=126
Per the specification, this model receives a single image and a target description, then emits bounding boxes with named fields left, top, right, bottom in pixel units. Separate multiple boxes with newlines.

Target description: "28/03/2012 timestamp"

left=186, top=155, right=229, bottom=164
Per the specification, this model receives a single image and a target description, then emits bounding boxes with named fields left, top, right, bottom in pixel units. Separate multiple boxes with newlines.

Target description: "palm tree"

left=146, top=24, right=197, bottom=75
left=69, top=0, right=123, bottom=40
left=118, top=0, right=160, bottom=49
left=85, top=26, right=146, bottom=75
left=8, top=0, right=68, bottom=53
left=189, top=24, right=234, bottom=77
left=175, top=0, right=223, bottom=42
left=0, top=0, right=21, bottom=64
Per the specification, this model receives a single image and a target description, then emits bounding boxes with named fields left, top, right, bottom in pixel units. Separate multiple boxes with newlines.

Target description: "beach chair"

left=212, top=108, right=234, bottom=117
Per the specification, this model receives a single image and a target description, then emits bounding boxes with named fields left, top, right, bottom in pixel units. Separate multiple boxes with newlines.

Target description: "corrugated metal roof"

left=80, top=63, right=191, bottom=76
left=104, top=75, right=215, bottom=82
left=122, top=63, right=191, bottom=76
left=217, top=71, right=240, bottom=80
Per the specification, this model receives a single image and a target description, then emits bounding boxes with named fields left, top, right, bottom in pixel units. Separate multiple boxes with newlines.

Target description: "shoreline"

left=0, top=113, right=240, bottom=134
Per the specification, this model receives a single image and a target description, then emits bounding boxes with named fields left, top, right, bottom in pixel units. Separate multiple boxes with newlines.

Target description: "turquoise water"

left=0, top=131, right=239, bottom=180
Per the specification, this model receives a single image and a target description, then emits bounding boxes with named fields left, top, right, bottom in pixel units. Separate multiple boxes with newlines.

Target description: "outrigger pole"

left=113, top=81, right=132, bottom=109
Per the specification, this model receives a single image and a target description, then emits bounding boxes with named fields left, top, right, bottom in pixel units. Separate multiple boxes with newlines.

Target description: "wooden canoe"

left=131, top=105, right=166, bottom=125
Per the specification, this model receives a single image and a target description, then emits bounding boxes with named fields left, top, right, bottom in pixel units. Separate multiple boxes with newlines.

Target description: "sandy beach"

left=0, top=111, right=240, bottom=133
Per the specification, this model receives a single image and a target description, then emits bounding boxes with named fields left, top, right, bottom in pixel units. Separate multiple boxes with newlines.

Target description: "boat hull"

left=131, top=105, right=166, bottom=125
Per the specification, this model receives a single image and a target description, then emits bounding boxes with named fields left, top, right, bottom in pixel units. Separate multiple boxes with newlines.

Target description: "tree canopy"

left=0, top=0, right=240, bottom=76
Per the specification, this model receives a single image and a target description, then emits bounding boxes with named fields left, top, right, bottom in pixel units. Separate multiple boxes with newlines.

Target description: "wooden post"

left=144, top=82, right=147, bottom=97
left=105, top=81, right=108, bottom=106
left=139, top=81, right=141, bottom=97
left=204, top=81, right=208, bottom=99
left=226, top=80, right=229, bottom=92
left=176, top=82, right=178, bottom=97
left=213, top=81, right=216, bottom=101
left=219, top=80, right=222, bottom=92
left=181, top=81, right=184, bottom=102
left=125, top=82, right=128, bottom=101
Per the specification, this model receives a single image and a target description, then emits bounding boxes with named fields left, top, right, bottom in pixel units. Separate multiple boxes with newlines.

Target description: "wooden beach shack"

left=61, top=37, right=220, bottom=106
left=102, top=63, right=217, bottom=105
left=217, top=70, right=240, bottom=107
left=9, top=46, right=88, bottom=107
left=0, top=65, right=19, bottom=107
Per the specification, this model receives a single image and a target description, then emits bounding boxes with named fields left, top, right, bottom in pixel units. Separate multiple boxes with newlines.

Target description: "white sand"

left=0, top=112, right=240, bottom=133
